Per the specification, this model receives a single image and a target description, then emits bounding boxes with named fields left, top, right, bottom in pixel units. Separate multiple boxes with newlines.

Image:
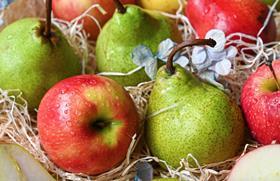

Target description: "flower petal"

left=199, top=71, right=225, bottom=89
left=208, top=64, right=216, bottom=72
left=144, top=58, right=158, bottom=80
left=192, top=47, right=207, bottom=64
left=157, top=39, right=177, bottom=61
left=214, top=59, right=232, bottom=76
left=194, top=58, right=213, bottom=72
left=132, top=45, right=154, bottom=66
left=175, top=56, right=189, bottom=67
left=205, top=29, right=226, bottom=52
left=226, top=46, right=238, bottom=59
left=199, top=70, right=216, bottom=80
left=207, top=48, right=227, bottom=62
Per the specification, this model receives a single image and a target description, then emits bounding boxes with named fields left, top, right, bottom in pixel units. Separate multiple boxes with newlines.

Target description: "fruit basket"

left=1, top=0, right=280, bottom=180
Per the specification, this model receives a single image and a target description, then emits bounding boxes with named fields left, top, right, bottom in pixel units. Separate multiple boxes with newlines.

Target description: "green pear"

left=0, top=18, right=81, bottom=110
left=145, top=65, right=245, bottom=168
left=96, top=3, right=182, bottom=86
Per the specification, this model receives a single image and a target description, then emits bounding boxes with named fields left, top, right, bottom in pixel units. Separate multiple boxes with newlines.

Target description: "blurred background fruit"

left=52, top=0, right=136, bottom=40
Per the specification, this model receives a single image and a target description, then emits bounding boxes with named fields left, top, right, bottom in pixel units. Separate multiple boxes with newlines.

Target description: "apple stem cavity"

left=113, top=0, right=126, bottom=14
left=91, top=119, right=111, bottom=131
left=44, top=0, right=52, bottom=38
left=166, top=39, right=216, bottom=75
left=266, top=60, right=280, bottom=90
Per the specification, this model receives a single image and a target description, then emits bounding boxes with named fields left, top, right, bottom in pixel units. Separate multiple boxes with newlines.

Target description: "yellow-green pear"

left=146, top=40, right=245, bottom=168
left=96, top=0, right=181, bottom=86
left=0, top=1, right=81, bottom=110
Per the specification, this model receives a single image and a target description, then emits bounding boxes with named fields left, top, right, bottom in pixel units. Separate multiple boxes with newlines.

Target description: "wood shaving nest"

left=0, top=0, right=279, bottom=180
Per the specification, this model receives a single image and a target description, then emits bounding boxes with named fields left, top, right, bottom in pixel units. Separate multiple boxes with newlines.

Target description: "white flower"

left=131, top=45, right=158, bottom=80
left=131, top=39, right=189, bottom=80
left=157, top=39, right=189, bottom=68
left=192, top=29, right=238, bottom=85
left=131, top=29, right=238, bottom=88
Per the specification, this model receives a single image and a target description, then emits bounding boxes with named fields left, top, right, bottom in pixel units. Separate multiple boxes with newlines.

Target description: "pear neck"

left=113, top=0, right=126, bottom=14
left=166, top=39, right=216, bottom=75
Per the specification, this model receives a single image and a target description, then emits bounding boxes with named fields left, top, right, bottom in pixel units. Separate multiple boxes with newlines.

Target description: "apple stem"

left=91, top=119, right=111, bottom=131
left=266, top=60, right=280, bottom=90
left=44, top=0, right=52, bottom=38
left=113, top=0, right=126, bottom=14
left=166, top=39, right=216, bottom=75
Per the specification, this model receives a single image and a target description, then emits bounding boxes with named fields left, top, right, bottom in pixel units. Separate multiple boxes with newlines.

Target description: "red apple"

left=186, top=0, right=276, bottom=43
left=52, top=0, right=136, bottom=40
left=241, top=60, right=280, bottom=144
left=37, top=75, right=139, bottom=175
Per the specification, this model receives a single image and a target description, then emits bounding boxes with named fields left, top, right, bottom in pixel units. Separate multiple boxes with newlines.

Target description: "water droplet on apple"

left=204, top=7, right=210, bottom=14
left=75, top=110, right=82, bottom=116
left=66, top=121, right=72, bottom=128
left=89, top=80, right=96, bottom=84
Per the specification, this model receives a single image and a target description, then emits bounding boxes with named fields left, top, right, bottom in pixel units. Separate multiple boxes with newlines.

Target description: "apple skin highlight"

left=241, top=61, right=280, bottom=145
left=38, top=75, right=139, bottom=175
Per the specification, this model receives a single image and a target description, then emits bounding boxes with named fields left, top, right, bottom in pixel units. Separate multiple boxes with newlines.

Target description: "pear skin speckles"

left=146, top=65, right=245, bottom=167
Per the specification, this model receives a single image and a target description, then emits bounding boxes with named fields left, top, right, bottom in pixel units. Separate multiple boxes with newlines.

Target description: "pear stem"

left=265, top=60, right=280, bottom=90
left=113, top=0, right=126, bottom=14
left=44, top=0, right=52, bottom=38
left=166, top=39, right=216, bottom=75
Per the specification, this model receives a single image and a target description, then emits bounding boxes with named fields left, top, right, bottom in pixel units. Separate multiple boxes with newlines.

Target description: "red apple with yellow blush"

left=52, top=0, right=136, bottom=40
left=38, top=75, right=139, bottom=175
left=241, top=60, right=280, bottom=144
